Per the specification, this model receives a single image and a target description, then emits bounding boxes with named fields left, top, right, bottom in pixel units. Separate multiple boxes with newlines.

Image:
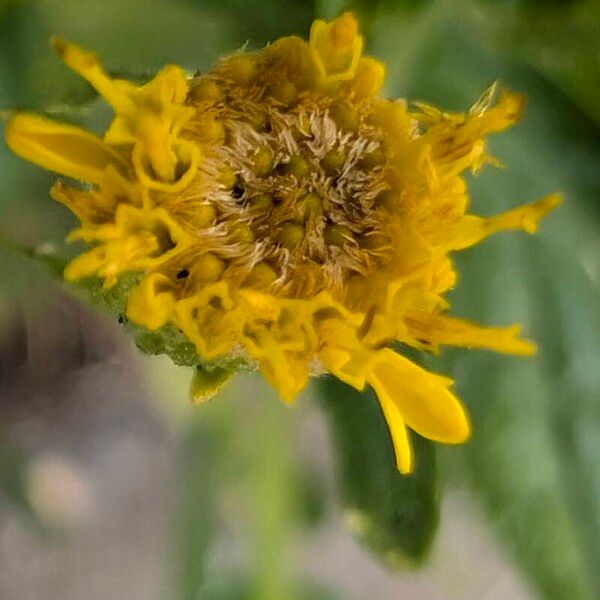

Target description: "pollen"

left=4, top=13, right=561, bottom=474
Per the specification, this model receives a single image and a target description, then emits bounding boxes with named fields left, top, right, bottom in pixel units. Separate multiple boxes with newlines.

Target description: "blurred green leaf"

left=168, top=415, right=220, bottom=600
left=198, top=573, right=338, bottom=600
left=526, top=240, right=600, bottom=595
left=317, top=0, right=424, bottom=32
left=241, top=390, right=301, bottom=600
left=179, top=0, right=316, bottom=47
left=446, top=235, right=598, bottom=600
left=465, top=0, right=600, bottom=127
left=0, top=433, right=42, bottom=528
left=166, top=376, right=311, bottom=600
left=367, top=1, right=600, bottom=597
left=318, top=377, right=438, bottom=567
left=295, top=462, right=328, bottom=529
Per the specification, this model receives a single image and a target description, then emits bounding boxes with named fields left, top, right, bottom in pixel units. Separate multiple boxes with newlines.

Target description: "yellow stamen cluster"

left=4, top=14, right=560, bottom=473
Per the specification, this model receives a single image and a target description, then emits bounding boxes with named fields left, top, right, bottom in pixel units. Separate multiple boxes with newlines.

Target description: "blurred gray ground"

left=0, top=304, right=535, bottom=600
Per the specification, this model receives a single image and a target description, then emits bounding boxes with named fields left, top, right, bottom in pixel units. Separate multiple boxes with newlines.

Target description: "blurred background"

left=0, top=1, right=599, bottom=599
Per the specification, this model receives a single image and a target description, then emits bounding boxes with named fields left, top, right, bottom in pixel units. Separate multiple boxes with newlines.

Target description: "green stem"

left=247, top=392, right=298, bottom=600
left=169, top=415, right=219, bottom=600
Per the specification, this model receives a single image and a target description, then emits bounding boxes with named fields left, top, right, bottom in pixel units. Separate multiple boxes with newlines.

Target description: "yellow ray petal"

left=404, top=311, right=536, bottom=355
left=309, top=13, right=363, bottom=82
left=51, top=181, right=114, bottom=223
left=368, top=348, right=470, bottom=444
left=377, top=392, right=413, bottom=474
left=259, top=351, right=309, bottom=404
left=349, top=57, right=386, bottom=97
left=446, top=193, right=562, bottom=250
left=52, top=37, right=195, bottom=187
left=126, top=273, right=176, bottom=330
left=64, top=232, right=158, bottom=287
left=316, top=317, right=370, bottom=391
left=174, top=282, right=240, bottom=360
left=5, top=113, right=125, bottom=184
left=469, top=87, right=526, bottom=135
left=51, top=37, right=137, bottom=116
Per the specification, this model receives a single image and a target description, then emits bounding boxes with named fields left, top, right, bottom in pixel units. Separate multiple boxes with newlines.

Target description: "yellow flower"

left=4, top=13, right=560, bottom=474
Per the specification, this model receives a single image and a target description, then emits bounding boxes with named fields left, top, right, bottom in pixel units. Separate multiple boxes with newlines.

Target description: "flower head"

left=4, top=14, right=559, bottom=473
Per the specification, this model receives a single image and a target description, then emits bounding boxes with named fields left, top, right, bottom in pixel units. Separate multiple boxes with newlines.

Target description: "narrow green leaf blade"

left=318, top=376, right=438, bottom=567
left=468, top=1, right=600, bottom=127
left=366, top=3, right=600, bottom=596
left=168, top=416, right=220, bottom=600
left=0, top=433, right=44, bottom=530
left=446, top=234, right=598, bottom=600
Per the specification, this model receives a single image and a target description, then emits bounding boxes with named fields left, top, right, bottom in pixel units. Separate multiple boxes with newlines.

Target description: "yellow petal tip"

left=451, top=412, right=471, bottom=444
left=515, top=336, right=537, bottom=356
left=523, top=192, right=562, bottom=234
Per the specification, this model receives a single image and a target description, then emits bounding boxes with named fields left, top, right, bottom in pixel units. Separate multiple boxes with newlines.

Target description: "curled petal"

left=349, top=57, right=386, bottom=97
left=377, top=392, right=413, bottom=474
left=126, top=273, right=177, bottom=330
left=368, top=348, right=470, bottom=445
left=320, top=345, right=367, bottom=391
left=259, top=351, right=309, bottom=404
left=64, top=232, right=158, bottom=288
left=52, top=37, right=194, bottom=186
left=445, top=193, right=562, bottom=250
left=174, top=282, right=239, bottom=359
left=132, top=140, right=201, bottom=193
left=404, top=311, right=536, bottom=355
left=309, top=12, right=363, bottom=82
left=317, top=317, right=370, bottom=390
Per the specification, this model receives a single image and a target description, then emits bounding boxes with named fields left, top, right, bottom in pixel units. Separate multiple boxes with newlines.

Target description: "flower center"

left=179, top=90, right=393, bottom=299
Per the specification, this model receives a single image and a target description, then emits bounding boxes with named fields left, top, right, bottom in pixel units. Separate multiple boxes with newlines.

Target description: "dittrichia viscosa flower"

left=5, top=13, right=559, bottom=472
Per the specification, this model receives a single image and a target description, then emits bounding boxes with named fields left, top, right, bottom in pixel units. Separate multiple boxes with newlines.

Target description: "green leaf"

left=451, top=52, right=600, bottom=600
left=526, top=240, right=600, bottom=595
left=464, top=0, right=600, bottom=127
left=190, top=365, right=235, bottom=403
left=446, top=236, right=598, bottom=600
left=167, top=415, right=220, bottom=600
left=198, top=572, right=338, bottom=600
left=318, top=376, right=438, bottom=567
left=295, top=462, right=328, bottom=530
left=0, top=432, right=44, bottom=529
left=365, top=2, right=600, bottom=597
